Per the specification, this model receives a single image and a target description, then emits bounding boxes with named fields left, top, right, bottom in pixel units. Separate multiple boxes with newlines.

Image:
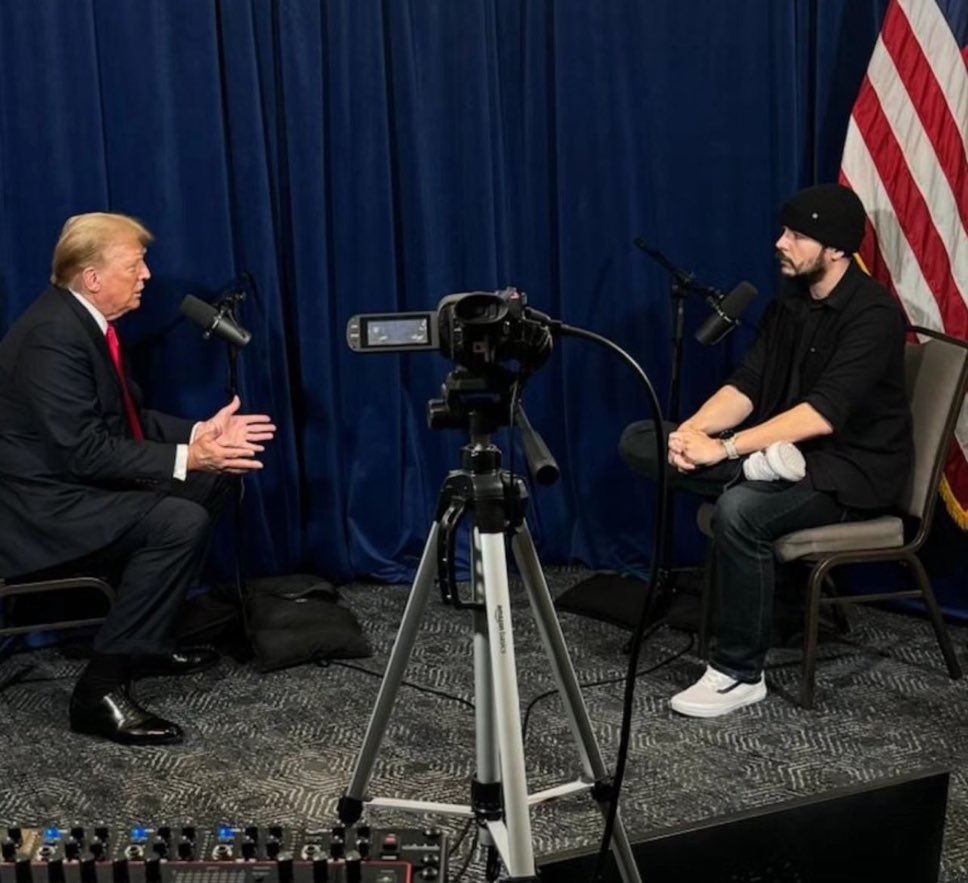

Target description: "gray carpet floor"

left=1, top=566, right=967, bottom=881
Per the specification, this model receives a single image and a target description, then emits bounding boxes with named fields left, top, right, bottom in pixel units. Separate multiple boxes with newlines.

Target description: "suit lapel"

left=51, top=287, right=126, bottom=398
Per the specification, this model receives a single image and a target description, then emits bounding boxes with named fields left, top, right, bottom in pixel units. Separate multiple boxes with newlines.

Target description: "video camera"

left=347, top=287, right=557, bottom=434
left=346, top=287, right=553, bottom=378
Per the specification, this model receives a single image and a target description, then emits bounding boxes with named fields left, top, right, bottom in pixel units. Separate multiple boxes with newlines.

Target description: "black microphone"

left=694, top=281, right=758, bottom=346
left=180, top=294, right=252, bottom=348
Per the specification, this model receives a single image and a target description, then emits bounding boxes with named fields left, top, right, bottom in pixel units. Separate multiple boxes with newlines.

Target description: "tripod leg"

left=471, top=532, right=502, bottom=830
left=340, top=522, right=441, bottom=823
left=470, top=532, right=505, bottom=878
left=512, top=523, right=643, bottom=883
left=477, top=528, right=536, bottom=879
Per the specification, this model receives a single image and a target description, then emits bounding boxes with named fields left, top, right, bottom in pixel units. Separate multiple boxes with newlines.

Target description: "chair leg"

left=822, top=574, right=851, bottom=635
left=799, top=563, right=828, bottom=709
left=697, top=539, right=715, bottom=659
left=905, top=554, right=962, bottom=680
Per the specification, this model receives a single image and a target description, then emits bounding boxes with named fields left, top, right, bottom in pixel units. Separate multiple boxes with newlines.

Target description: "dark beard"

left=796, top=263, right=826, bottom=287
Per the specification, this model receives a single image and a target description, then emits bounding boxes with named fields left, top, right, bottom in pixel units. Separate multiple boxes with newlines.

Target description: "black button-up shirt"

left=727, top=261, right=913, bottom=510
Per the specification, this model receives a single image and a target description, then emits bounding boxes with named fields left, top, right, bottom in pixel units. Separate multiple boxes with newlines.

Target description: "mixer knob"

left=2, top=838, right=18, bottom=861
left=81, top=858, right=98, bottom=883
left=268, top=825, right=283, bottom=840
left=151, top=837, right=168, bottom=859
left=311, top=856, right=329, bottom=883
left=15, top=858, right=32, bottom=883
left=328, top=836, right=344, bottom=860
left=112, top=858, right=130, bottom=883
left=70, top=827, right=86, bottom=843
left=177, top=838, right=194, bottom=861
left=419, top=868, right=439, bottom=880
left=94, top=827, right=109, bottom=843
left=344, top=851, right=362, bottom=883
left=157, top=827, right=171, bottom=843
left=379, top=833, right=399, bottom=859
left=89, top=839, right=106, bottom=861
left=46, top=858, right=66, bottom=883
left=356, top=824, right=370, bottom=840
left=241, top=838, right=257, bottom=861
left=265, top=838, right=281, bottom=860
left=330, top=824, right=345, bottom=840
left=64, top=839, right=81, bottom=861
left=244, top=826, right=259, bottom=841
left=275, top=855, right=293, bottom=883
left=179, top=827, right=196, bottom=842
left=7, top=829, right=23, bottom=847
left=145, top=856, right=162, bottom=883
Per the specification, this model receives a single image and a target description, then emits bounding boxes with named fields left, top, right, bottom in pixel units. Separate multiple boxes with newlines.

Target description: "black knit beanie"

left=779, top=183, right=867, bottom=253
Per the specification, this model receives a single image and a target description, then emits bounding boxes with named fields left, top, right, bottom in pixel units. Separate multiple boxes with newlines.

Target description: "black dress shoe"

left=131, top=648, right=220, bottom=679
left=69, top=688, right=184, bottom=746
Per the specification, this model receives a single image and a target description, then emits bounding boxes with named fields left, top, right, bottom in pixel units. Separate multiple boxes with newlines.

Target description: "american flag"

left=841, top=0, right=968, bottom=529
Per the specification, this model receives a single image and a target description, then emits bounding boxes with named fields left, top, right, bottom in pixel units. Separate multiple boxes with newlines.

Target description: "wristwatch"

left=720, top=430, right=740, bottom=460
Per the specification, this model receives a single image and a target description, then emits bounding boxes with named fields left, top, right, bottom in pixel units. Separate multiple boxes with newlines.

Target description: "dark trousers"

left=618, top=420, right=850, bottom=680
left=32, top=474, right=234, bottom=658
left=97, top=473, right=234, bottom=656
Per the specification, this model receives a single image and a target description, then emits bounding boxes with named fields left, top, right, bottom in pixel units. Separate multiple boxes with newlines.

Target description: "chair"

left=697, top=325, right=967, bottom=708
left=0, top=575, right=114, bottom=643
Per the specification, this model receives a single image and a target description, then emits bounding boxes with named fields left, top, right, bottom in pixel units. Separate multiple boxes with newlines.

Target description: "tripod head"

left=427, top=368, right=517, bottom=435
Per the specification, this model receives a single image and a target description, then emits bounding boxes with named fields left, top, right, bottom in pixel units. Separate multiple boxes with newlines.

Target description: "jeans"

left=710, top=479, right=850, bottom=681
left=618, top=419, right=851, bottom=680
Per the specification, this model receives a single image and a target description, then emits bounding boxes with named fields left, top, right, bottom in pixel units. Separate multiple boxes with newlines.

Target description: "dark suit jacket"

left=0, top=286, right=195, bottom=576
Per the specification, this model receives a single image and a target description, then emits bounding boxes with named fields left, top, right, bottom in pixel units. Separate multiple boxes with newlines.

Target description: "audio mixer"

left=0, top=824, right=447, bottom=883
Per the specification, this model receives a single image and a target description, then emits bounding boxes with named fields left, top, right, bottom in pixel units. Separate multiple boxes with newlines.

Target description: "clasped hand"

left=188, top=395, right=277, bottom=474
left=667, top=425, right=725, bottom=472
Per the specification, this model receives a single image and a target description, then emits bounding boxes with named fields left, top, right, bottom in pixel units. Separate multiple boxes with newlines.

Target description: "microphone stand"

left=635, top=241, right=724, bottom=627
left=212, top=291, right=247, bottom=399
left=557, top=242, right=719, bottom=635
left=633, top=239, right=722, bottom=421
left=633, top=241, right=723, bottom=628
left=212, top=290, right=249, bottom=609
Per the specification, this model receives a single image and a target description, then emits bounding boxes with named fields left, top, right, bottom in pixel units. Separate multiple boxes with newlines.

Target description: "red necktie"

left=105, top=323, right=145, bottom=441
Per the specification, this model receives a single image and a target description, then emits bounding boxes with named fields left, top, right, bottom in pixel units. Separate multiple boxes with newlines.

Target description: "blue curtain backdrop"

left=1, top=0, right=964, bottom=611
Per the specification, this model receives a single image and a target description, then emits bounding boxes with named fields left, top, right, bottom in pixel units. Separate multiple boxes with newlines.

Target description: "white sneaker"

left=670, top=665, right=767, bottom=718
left=742, top=442, right=806, bottom=482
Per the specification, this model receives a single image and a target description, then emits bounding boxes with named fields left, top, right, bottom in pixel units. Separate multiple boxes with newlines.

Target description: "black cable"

left=326, top=659, right=475, bottom=711
left=508, top=378, right=521, bottom=488
left=557, top=322, right=668, bottom=882
left=448, top=817, right=475, bottom=852
left=521, top=628, right=693, bottom=743
left=450, top=824, right=480, bottom=882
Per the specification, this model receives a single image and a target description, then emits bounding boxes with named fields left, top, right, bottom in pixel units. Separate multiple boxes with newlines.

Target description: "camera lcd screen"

left=347, top=311, right=439, bottom=353
left=365, top=317, right=430, bottom=347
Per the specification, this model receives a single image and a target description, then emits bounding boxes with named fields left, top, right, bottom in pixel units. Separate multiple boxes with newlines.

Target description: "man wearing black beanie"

left=618, top=182, right=912, bottom=717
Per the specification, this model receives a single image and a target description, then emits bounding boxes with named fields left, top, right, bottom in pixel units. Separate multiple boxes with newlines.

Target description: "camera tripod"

left=337, top=432, right=643, bottom=883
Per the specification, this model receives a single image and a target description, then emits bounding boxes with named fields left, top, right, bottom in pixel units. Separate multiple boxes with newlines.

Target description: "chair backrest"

left=900, top=327, right=968, bottom=527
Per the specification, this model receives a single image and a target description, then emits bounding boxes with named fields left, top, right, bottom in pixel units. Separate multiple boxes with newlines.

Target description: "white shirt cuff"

left=174, top=444, right=189, bottom=481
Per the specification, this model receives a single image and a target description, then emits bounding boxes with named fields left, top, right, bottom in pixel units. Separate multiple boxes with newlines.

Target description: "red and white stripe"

left=841, top=0, right=968, bottom=527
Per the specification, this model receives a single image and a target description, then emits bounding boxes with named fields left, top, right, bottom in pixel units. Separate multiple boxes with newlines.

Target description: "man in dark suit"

left=0, top=212, right=276, bottom=744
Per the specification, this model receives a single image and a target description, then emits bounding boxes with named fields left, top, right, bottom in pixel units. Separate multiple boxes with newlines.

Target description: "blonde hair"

left=50, top=212, right=153, bottom=287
